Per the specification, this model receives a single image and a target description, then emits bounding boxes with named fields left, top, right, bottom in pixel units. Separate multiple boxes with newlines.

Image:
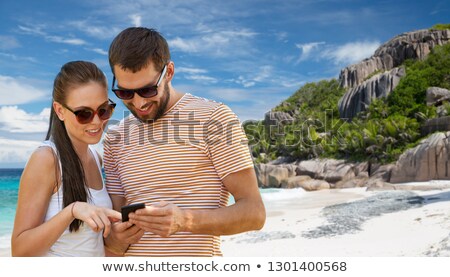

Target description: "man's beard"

left=126, top=82, right=171, bottom=123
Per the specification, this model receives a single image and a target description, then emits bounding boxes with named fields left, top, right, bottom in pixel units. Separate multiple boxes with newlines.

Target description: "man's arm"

left=185, top=167, right=266, bottom=235
left=129, top=167, right=266, bottom=237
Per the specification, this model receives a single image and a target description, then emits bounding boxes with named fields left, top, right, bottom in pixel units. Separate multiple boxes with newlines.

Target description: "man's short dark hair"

left=109, top=27, right=171, bottom=74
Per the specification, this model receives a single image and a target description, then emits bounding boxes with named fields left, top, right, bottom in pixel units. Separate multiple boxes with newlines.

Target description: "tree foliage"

left=244, top=43, right=450, bottom=164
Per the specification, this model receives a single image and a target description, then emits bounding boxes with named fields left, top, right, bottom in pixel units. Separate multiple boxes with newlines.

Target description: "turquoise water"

left=0, top=169, right=22, bottom=248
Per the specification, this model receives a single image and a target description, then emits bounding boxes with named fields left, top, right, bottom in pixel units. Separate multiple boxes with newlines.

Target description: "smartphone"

left=121, top=203, right=146, bottom=222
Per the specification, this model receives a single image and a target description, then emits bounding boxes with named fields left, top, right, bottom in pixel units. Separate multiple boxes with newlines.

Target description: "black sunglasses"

left=61, top=99, right=116, bottom=124
left=112, top=65, right=167, bottom=100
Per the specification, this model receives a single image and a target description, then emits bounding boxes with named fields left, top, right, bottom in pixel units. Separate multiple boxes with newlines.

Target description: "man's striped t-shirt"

left=104, top=93, right=254, bottom=257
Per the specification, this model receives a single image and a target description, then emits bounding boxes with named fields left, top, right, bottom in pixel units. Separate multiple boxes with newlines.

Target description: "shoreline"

left=1, top=187, right=450, bottom=257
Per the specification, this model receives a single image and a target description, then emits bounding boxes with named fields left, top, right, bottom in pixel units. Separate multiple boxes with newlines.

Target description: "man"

left=104, top=27, right=265, bottom=257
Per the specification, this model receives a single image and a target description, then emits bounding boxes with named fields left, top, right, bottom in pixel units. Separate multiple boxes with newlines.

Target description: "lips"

left=85, top=128, right=101, bottom=136
left=136, top=103, right=153, bottom=116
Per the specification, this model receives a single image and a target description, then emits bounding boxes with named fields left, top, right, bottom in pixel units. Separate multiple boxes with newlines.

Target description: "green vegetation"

left=362, top=69, right=384, bottom=82
left=387, top=45, right=450, bottom=118
left=244, top=43, right=450, bottom=164
left=430, top=23, right=450, bottom=31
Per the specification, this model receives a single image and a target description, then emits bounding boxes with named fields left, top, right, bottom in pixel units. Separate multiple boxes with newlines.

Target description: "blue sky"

left=0, top=0, right=449, bottom=167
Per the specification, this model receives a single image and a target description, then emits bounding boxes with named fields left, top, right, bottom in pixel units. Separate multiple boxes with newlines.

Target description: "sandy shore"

left=221, top=187, right=450, bottom=256
left=2, top=186, right=449, bottom=257
left=0, top=248, right=9, bottom=257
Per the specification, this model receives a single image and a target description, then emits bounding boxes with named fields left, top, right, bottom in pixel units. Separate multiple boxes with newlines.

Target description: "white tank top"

left=41, top=141, right=113, bottom=257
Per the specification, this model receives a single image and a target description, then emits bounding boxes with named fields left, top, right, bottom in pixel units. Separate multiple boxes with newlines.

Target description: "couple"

left=11, top=27, right=265, bottom=257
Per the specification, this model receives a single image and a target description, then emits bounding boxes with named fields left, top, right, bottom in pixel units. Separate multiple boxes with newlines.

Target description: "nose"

left=131, top=93, right=149, bottom=109
left=91, top=111, right=103, bottom=125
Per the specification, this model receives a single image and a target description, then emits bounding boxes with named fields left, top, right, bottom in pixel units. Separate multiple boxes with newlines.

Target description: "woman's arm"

left=11, top=147, right=121, bottom=256
left=11, top=147, right=73, bottom=256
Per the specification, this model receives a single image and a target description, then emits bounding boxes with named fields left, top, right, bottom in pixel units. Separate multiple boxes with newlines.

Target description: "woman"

left=11, top=61, right=121, bottom=256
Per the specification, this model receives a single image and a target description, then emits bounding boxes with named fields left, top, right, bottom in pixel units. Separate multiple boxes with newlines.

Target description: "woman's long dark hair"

left=45, top=61, right=107, bottom=232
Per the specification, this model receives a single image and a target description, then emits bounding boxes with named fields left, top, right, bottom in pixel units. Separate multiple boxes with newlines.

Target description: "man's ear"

left=53, top=102, right=65, bottom=121
left=165, top=61, right=175, bottom=82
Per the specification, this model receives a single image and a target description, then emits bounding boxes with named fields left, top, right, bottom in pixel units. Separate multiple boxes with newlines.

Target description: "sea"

left=0, top=168, right=22, bottom=253
left=0, top=168, right=305, bottom=255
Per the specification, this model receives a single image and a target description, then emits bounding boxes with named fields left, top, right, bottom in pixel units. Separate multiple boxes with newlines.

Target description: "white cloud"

left=46, top=36, right=87, bottom=46
left=184, top=75, right=218, bottom=83
left=170, top=37, right=199, bottom=53
left=130, top=14, right=142, bottom=27
left=252, top=66, right=272, bottom=82
left=323, top=41, right=380, bottom=65
left=293, top=40, right=381, bottom=66
left=176, top=67, right=207, bottom=74
left=0, top=36, right=21, bottom=50
left=18, top=25, right=46, bottom=36
left=219, top=30, right=258, bottom=38
left=235, top=76, right=256, bottom=88
left=0, top=137, right=41, bottom=164
left=0, top=75, right=48, bottom=105
left=89, top=48, right=108, bottom=55
left=168, top=28, right=257, bottom=57
left=280, top=78, right=305, bottom=88
left=18, top=24, right=87, bottom=46
left=0, top=106, right=50, bottom=133
left=276, top=32, right=289, bottom=42
left=0, top=52, right=37, bottom=63
left=296, top=41, right=325, bottom=62
left=68, top=20, right=122, bottom=39
left=233, top=65, right=273, bottom=88
left=176, top=67, right=217, bottom=84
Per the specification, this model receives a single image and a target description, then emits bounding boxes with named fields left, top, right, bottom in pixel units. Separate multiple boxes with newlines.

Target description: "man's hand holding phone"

left=121, top=203, right=146, bottom=222
left=128, top=201, right=187, bottom=238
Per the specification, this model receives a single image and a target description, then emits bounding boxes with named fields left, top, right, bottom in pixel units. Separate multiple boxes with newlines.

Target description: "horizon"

left=0, top=0, right=449, bottom=168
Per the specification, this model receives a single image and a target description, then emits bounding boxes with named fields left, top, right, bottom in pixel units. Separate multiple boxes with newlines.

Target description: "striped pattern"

left=104, top=94, right=254, bottom=256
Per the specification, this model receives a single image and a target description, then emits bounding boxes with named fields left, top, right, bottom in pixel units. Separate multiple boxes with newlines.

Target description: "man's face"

left=113, top=63, right=170, bottom=122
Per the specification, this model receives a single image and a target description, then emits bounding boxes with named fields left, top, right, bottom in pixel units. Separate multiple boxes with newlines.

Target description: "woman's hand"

left=71, top=202, right=122, bottom=237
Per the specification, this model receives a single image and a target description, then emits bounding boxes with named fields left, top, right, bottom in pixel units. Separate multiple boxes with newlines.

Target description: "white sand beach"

left=221, top=185, right=450, bottom=257
left=1, top=184, right=450, bottom=257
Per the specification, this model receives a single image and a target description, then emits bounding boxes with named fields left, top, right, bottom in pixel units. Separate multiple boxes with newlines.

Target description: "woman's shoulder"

left=26, top=145, right=58, bottom=173
left=20, top=145, right=59, bottom=194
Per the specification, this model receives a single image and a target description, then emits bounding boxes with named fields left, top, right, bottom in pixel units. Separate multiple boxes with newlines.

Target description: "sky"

left=0, top=0, right=449, bottom=168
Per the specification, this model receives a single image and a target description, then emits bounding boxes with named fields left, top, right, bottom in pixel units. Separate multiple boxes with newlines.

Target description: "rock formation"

left=426, top=87, right=450, bottom=106
left=338, top=29, right=450, bottom=119
left=339, top=29, right=450, bottom=89
left=338, top=67, right=405, bottom=119
left=390, top=132, right=450, bottom=183
left=264, top=111, right=294, bottom=138
left=254, top=28, right=450, bottom=190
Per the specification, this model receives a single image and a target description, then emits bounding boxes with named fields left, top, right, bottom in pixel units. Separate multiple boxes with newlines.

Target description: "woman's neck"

left=70, top=138, right=90, bottom=162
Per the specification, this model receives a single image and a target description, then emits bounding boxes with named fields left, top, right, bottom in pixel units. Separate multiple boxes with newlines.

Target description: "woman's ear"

left=53, top=102, right=65, bottom=121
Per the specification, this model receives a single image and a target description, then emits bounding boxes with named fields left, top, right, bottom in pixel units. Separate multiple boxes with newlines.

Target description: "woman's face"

left=55, top=81, right=111, bottom=147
